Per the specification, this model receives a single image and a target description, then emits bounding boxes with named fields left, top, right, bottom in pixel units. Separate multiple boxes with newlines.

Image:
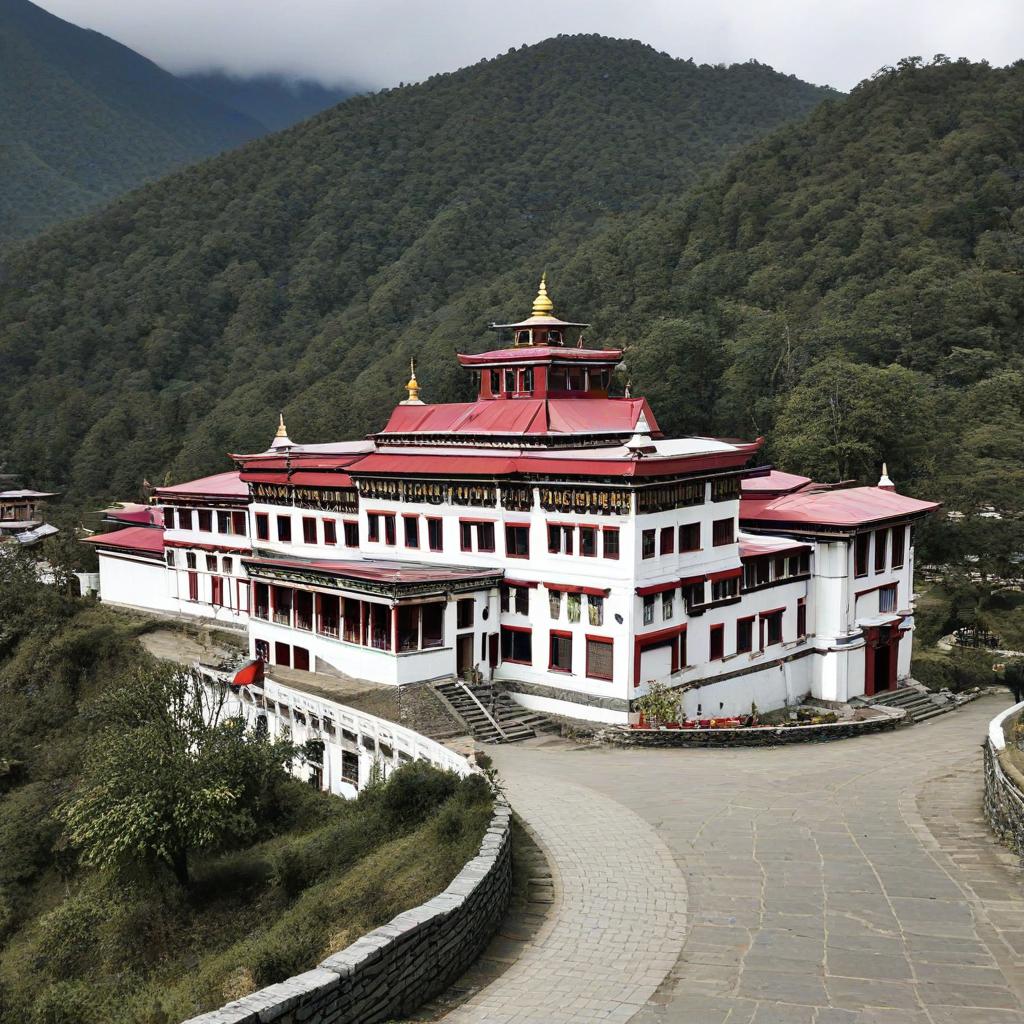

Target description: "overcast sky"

left=34, top=0, right=1024, bottom=92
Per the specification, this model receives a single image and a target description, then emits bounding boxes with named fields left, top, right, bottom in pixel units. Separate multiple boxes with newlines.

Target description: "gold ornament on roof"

left=532, top=272, right=554, bottom=317
left=275, top=412, right=288, bottom=438
left=405, top=358, right=421, bottom=403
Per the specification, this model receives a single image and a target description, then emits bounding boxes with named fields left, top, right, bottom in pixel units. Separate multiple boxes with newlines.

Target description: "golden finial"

left=531, top=272, right=554, bottom=317
left=275, top=412, right=288, bottom=438
left=402, top=357, right=423, bottom=405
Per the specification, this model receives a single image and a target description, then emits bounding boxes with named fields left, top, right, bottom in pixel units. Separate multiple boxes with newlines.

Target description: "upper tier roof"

left=83, top=525, right=165, bottom=557
left=741, top=470, right=812, bottom=496
left=457, top=346, right=618, bottom=365
left=98, top=502, right=164, bottom=527
left=154, top=471, right=248, bottom=502
left=741, top=486, right=940, bottom=530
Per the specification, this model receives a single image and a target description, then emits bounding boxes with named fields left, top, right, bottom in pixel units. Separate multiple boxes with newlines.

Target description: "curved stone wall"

left=983, top=700, right=1024, bottom=858
left=182, top=797, right=512, bottom=1024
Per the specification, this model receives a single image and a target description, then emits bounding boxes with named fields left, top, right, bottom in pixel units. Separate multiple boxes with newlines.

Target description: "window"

left=237, top=581, right=249, bottom=613
left=642, top=529, right=656, bottom=559
left=587, top=594, right=604, bottom=627
left=879, top=584, right=897, bottom=613
left=384, top=514, right=396, bottom=545
left=603, top=528, right=619, bottom=559
left=874, top=528, right=888, bottom=573
left=709, top=624, right=724, bottom=661
left=217, top=511, right=230, bottom=533
left=549, top=590, right=562, bottom=619
left=501, top=627, right=532, bottom=664
left=548, top=524, right=573, bottom=555
left=503, top=369, right=515, bottom=393
left=854, top=534, right=870, bottom=577
left=522, top=368, right=534, bottom=392
left=712, top=518, right=735, bottom=546
left=500, top=586, right=510, bottom=613
left=797, top=599, right=807, bottom=638
left=302, top=517, right=317, bottom=545
left=580, top=526, right=597, bottom=557
left=515, top=587, right=529, bottom=615
left=711, top=577, right=739, bottom=602
left=295, top=591, right=313, bottom=631
left=206, top=554, right=217, bottom=571
left=319, top=594, right=340, bottom=637
left=178, top=509, right=193, bottom=530
left=232, top=510, right=247, bottom=535
left=460, top=522, right=472, bottom=551
left=662, top=591, right=674, bottom=620
left=736, top=617, right=754, bottom=654
left=503, top=584, right=530, bottom=615
left=643, top=594, right=655, bottom=625
left=256, top=513, right=269, bottom=541
left=165, top=549, right=175, bottom=568
left=678, top=523, right=700, bottom=552
left=680, top=629, right=688, bottom=667
left=422, top=603, right=444, bottom=648
left=164, top=507, right=175, bottom=529
left=277, top=515, right=292, bottom=542
left=549, top=631, right=572, bottom=672
left=404, top=515, right=419, bottom=548
left=198, top=509, right=212, bottom=532
left=344, top=520, right=359, bottom=546
left=711, top=477, right=741, bottom=502
left=323, top=519, right=337, bottom=545
left=427, top=517, right=442, bottom=552
left=891, top=525, right=906, bottom=569
left=762, top=610, right=783, bottom=648
left=682, top=582, right=704, bottom=611
left=505, top=524, right=529, bottom=558
left=185, top=551, right=197, bottom=570
left=457, top=599, right=474, bottom=629
left=567, top=593, right=581, bottom=623
left=254, top=583, right=270, bottom=620
left=586, top=637, right=614, bottom=680
left=490, top=369, right=501, bottom=394
left=368, top=513, right=381, bottom=543
left=660, top=527, right=674, bottom=555
left=188, top=571, right=198, bottom=601
left=273, top=587, right=292, bottom=626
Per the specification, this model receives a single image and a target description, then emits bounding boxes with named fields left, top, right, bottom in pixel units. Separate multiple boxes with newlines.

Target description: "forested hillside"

left=0, top=34, right=832, bottom=499
left=0, top=0, right=264, bottom=243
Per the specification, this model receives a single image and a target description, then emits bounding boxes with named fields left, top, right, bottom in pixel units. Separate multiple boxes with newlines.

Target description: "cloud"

left=33, top=0, right=1024, bottom=91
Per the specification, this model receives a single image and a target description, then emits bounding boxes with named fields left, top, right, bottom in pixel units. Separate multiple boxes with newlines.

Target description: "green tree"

left=59, top=666, right=296, bottom=885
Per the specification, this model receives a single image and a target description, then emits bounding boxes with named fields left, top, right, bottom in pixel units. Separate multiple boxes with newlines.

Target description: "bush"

left=373, top=761, right=462, bottom=829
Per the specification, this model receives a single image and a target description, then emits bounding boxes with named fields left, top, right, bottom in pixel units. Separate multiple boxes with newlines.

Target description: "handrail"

left=454, top=680, right=510, bottom=741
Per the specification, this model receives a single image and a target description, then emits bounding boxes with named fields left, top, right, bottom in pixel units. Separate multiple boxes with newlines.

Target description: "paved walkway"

left=450, top=695, right=1024, bottom=1024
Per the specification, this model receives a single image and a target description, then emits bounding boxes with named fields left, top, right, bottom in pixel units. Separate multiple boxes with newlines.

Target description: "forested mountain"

left=181, top=72, right=358, bottom=132
left=0, top=0, right=264, bottom=243
left=0, top=34, right=832, bottom=499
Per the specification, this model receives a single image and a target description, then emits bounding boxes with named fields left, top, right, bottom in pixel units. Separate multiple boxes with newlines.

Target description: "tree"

left=59, top=666, right=296, bottom=885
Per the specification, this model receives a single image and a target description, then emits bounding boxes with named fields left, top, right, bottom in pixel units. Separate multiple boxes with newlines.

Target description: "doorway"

left=456, top=633, right=474, bottom=679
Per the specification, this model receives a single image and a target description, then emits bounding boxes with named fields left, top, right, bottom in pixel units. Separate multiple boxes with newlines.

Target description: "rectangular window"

left=302, top=516, right=317, bottom=545
left=547, top=523, right=561, bottom=554
left=521, top=367, right=534, bottom=393
left=505, top=524, right=529, bottom=558
left=879, top=584, right=897, bottom=613
left=602, top=528, right=619, bottom=559
left=457, top=598, right=474, bottom=629
left=501, top=627, right=532, bottom=664
left=874, top=528, right=888, bottom=573
left=712, top=518, right=735, bottom=546
left=682, top=582, right=704, bottom=610
left=515, top=586, right=530, bottom=615
left=384, top=514, right=396, bottom=545
left=188, top=571, right=198, bottom=601
left=567, top=592, right=581, bottom=623
left=797, top=598, right=807, bottom=638
left=232, top=510, right=247, bottom=536
left=736, top=616, right=754, bottom=653
left=711, top=577, right=739, bottom=602
left=318, top=594, right=340, bottom=637
left=678, top=523, right=700, bottom=552
left=587, top=594, right=604, bottom=627
left=476, top=521, right=495, bottom=552
left=277, top=515, right=292, bottom=543
left=254, top=583, right=270, bottom=620
left=427, top=517, right=443, bottom=551
left=217, top=511, right=230, bottom=534
left=586, top=637, right=614, bottom=680
left=660, top=526, right=674, bottom=555
left=662, top=591, right=674, bottom=620
left=709, top=623, right=724, bottom=661
left=164, top=507, right=175, bottom=529
left=344, top=520, right=359, bottom=546
left=178, top=508, right=193, bottom=530
left=273, top=586, right=292, bottom=626
left=500, top=586, right=510, bottom=614
left=711, top=477, right=741, bottom=502
left=205, top=554, right=217, bottom=571
left=460, top=521, right=473, bottom=551
left=854, top=534, right=870, bottom=577
left=323, top=519, right=337, bottom=545
left=643, top=594, right=655, bottom=625
left=237, top=580, right=249, bottom=613
left=184, top=551, right=196, bottom=570
left=165, top=549, right=175, bottom=568
left=503, top=368, right=515, bottom=393
left=256, top=513, right=269, bottom=541
left=549, top=590, right=561, bottom=619
left=642, top=529, right=656, bottom=559
left=490, top=369, right=501, bottom=395
left=404, top=515, right=419, bottom=548
left=549, top=631, right=572, bottom=672
left=368, top=513, right=381, bottom=543
left=679, top=629, right=688, bottom=667
left=422, top=603, right=444, bottom=648
left=762, top=609, right=783, bottom=648
left=198, top=509, right=212, bottom=532
left=891, top=525, right=906, bottom=569
left=295, top=590, right=313, bottom=631
left=580, top=526, right=597, bottom=557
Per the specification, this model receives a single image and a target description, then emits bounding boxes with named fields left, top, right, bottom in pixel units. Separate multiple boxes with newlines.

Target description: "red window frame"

left=709, top=623, right=724, bottom=661
left=548, top=629, right=573, bottom=673
left=874, top=528, right=888, bottom=573
left=660, top=526, right=674, bottom=555
left=579, top=525, right=597, bottom=557
left=678, top=522, right=700, bottom=552
left=367, top=511, right=381, bottom=542
left=759, top=607, right=785, bottom=649
left=231, top=510, right=247, bottom=535
left=891, top=525, right=906, bottom=569
left=602, top=527, right=619, bottom=559
left=403, top=514, right=420, bottom=548
left=384, top=514, right=396, bottom=545
left=736, top=615, right=754, bottom=653
left=505, top=522, right=530, bottom=558
left=854, top=533, right=870, bottom=577
left=586, top=635, right=614, bottom=680
left=343, top=520, right=359, bottom=546
left=500, top=624, right=532, bottom=665
left=211, top=576, right=224, bottom=607
left=323, top=519, right=337, bottom=545
left=302, top=516, right=317, bottom=545
left=712, top=518, right=735, bottom=547
left=198, top=509, right=212, bottom=532
left=276, top=515, right=292, bottom=543
left=427, top=516, right=443, bottom=552
left=187, top=571, right=198, bottom=602
left=797, top=598, right=807, bottom=638
left=641, top=529, right=655, bottom=559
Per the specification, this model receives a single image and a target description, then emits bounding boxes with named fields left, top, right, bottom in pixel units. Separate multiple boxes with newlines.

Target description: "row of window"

left=708, top=603, right=805, bottom=660
left=854, top=525, right=907, bottom=578
left=742, top=551, right=812, bottom=590
left=167, top=550, right=238, bottom=575
left=641, top=576, right=741, bottom=625
left=641, top=519, right=734, bottom=559
left=179, top=570, right=249, bottom=610
left=165, top=506, right=247, bottom=536
left=256, top=512, right=360, bottom=547
left=500, top=627, right=614, bottom=680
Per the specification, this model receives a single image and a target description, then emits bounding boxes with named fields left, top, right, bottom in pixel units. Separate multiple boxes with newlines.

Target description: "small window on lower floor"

left=643, top=594, right=655, bottom=625
left=763, top=610, right=783, bottom=647
left=878, top=585, right=897, bottom=614
left=586, top=637, right=614, bottom=680
left=736, top=617, right=754, bottom=653
left=709, top=623, right=724, bottom=661
left=501, top=627, right=532, bottom=664
left=549, top=632, right=572, bottom=672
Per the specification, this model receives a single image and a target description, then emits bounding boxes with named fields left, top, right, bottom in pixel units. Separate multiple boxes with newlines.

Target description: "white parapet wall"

left=203, top=668, right=472, bottom=799
left=988, top=700, right=1024, bottom=750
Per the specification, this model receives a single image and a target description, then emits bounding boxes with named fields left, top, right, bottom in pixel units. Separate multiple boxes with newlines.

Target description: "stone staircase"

left=433, top=679, right=551, bottom=744
left=866, top=681, right=960, bottom=723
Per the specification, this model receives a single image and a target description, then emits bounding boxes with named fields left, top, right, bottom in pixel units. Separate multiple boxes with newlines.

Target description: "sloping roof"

left=154, top=471, right=247, bottom=502
left=83, top=526, right=165, bottom=558
left=741, top=471, right=812, bottom=496
left=738, top=536, right=812, bottom=558
left=244, top=556, right=501, bottom=586
left=457, top=346, right=619, bottom=364
left=0, top=489, right=57, bottom=499
left=99, top=503, right=164, bottom=527
left=741, top=486, right=940, bottom=530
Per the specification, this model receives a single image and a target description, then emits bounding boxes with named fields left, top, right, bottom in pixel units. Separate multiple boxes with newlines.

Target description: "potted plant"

left=635, top=681, right=681, bottom=728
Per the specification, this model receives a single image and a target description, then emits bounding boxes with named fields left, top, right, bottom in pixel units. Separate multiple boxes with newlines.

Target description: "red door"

left=274, top=642, right=290, bottom=667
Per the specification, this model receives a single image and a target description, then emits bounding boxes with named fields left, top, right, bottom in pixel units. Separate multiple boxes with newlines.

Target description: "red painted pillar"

left=391, top=606, right=399, bottom=652
left=360, top=601, right=367, bottom=647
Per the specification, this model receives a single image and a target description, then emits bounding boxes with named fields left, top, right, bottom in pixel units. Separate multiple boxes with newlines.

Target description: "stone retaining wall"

left=983, top=702, right=1024, bottom=859
left=182, top=799, right=513, bottom=1024
left=596, top=712, right=904, bottom=747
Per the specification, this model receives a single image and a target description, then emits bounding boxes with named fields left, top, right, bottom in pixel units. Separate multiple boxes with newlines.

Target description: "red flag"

left=232, top=658, right=265, bottom=687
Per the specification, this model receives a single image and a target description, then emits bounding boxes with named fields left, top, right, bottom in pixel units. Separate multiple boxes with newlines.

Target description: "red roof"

left=154, top=471, right=247, bottom=502
left=83, top=526, right=165, bottom=558
left=741, top=486, right=940, bottom=530
left=101, top=504, right=164, bottom=528
left=739, top=537, right=812, bottom=559
left=244, top=556, right=500, bottom=586
left=378, top=398, right=659, bottom=438
left=742, top=470, right=812, bottom=496
left=457, top=347, right=622, bottom=366
left=241, top=471, right=354, bottom=487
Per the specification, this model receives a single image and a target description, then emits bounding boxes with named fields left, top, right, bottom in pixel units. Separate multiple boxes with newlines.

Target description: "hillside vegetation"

left=0, top=34, right=832, bottom=497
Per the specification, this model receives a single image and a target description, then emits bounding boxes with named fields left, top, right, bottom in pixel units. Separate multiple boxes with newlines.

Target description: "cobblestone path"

left=450, top=695, right=1023, bottom=1023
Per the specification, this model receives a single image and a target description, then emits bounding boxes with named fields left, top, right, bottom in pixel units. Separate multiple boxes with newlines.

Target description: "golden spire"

left=275, top=412, right=288, bottom=438
left=402, top=357, right=423, bottom=405
left=531, top=272, right=554, bottom=317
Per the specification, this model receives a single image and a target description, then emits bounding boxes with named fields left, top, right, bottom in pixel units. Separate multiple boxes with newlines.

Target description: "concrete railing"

left=983, top=700, right=1024, bottom=859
